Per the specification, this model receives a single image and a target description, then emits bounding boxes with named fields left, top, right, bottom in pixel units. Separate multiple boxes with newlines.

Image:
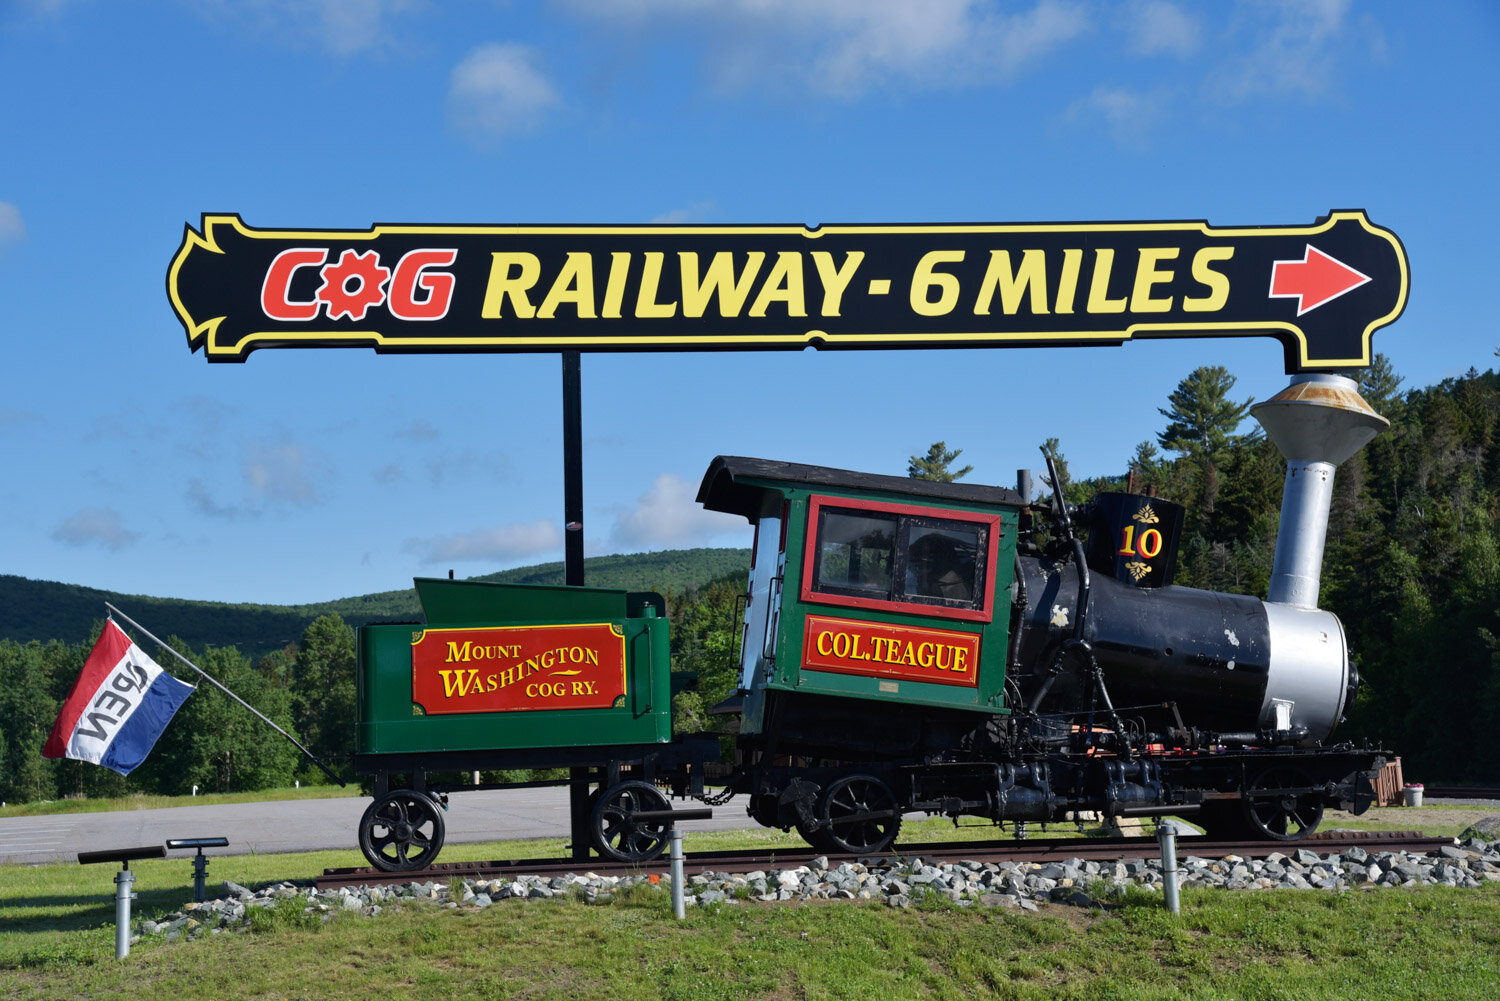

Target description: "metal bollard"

left=165, top=838, right=229, bottom=903
left=113, top=868, right=136, bottom=959
left=79, top=845, right=166, bottom=959
left=1156, top=819, right=1183, bottom=914
left=670, top=828, right=686, bottom=920
left=632, top=807, right=712, bottom=922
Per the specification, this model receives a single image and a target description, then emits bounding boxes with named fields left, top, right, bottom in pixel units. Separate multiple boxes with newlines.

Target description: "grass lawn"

left=2, top=862, right=1496, bottom=1000
left=3, top=794, right=1497, bottom=999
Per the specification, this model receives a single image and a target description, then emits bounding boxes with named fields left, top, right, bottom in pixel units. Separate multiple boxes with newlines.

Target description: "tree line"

left=0, top=615, right=353, bottom=804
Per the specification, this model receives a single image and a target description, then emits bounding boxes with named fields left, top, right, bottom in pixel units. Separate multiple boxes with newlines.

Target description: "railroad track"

left=1424, top=786, right=1500, bottom=800
left=315, top=830, right=1450, bottom=891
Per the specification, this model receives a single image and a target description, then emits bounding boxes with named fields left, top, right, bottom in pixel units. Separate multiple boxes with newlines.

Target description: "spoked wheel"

left=1241, top=766, right=1325, bottom=841
left=359, top=790, right=446, bottom=871
left=591, top=780, right=671, bottom=862
left=814, top=773, right=902, bottom=854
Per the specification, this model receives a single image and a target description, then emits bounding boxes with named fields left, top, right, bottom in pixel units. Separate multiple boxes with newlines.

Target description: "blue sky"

left=1, top=0, right=1496, bottom=606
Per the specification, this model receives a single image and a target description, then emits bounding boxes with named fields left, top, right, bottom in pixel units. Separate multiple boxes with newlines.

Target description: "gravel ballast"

left=138, top=835, right=1500, bottom=942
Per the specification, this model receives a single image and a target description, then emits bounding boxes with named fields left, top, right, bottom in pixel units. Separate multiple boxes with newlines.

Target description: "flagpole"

left=104, top=603, right=346, bottom=788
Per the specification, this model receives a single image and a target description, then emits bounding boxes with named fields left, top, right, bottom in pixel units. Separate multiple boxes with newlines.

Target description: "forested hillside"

left=4, top=360, right=1496, bottom=803
left=0, top=548, right=750, bottom=660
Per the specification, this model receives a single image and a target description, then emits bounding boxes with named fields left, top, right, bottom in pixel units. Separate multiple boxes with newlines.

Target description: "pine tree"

left=1157, top=365, right=1256, bottom=459
left=907, top=441, right=973, bottom=482
left=1157, top=366, right=1257, bottom=515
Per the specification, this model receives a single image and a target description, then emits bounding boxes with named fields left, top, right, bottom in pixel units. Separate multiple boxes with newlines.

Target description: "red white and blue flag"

left=43, top=619, right=195, bottom=775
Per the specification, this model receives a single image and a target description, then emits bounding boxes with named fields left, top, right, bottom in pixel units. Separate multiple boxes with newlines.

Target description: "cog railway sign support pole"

left=562, top=350, right=583, bottom=587
left=167, top=209, right=1410, bottom=586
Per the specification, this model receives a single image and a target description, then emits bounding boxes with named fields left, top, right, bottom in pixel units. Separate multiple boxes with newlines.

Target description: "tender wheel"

left=591, top=780, right=671, bottom=862
left=1242, top=766, right=1325, bottom=841
left=815, top=774, right=902, bottom=854
left=359, top=790, right=446, bottom=871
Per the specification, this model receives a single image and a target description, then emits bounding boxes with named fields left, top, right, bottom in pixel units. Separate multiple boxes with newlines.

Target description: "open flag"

left=43, top=619, right=195, bottom=775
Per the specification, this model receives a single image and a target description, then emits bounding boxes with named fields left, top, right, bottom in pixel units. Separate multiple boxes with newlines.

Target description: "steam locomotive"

left=351, top=373, right=1387, bottom=871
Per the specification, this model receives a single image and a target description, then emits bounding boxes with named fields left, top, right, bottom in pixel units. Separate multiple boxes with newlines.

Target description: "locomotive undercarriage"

left=733, top=690, right=1383, bottom=853
left=738, top=745, right=1382, bottom=853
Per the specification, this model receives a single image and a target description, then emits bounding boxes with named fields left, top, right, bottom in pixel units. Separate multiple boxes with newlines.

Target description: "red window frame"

left=800, top=494, right=1001, bottom=624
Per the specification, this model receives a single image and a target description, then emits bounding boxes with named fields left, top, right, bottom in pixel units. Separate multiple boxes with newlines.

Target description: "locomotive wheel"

left=1241, top=767, right=1325, bottom=841
left=591, top=780, right=672, bottom=862
left=359, top=790, right=446, bottom=872
left=814, top=774, right=902, bottom=854
left=794, top=816, right=833, bottom=852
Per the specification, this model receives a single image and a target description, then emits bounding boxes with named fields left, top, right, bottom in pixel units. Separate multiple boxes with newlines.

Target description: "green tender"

left=355, top=578, right=674, bottom=755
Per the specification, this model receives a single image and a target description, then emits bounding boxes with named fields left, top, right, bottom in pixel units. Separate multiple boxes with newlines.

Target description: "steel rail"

left=1423, top=786, right=1500, bottom=800
left=314, top=830, right=1450, bottom=891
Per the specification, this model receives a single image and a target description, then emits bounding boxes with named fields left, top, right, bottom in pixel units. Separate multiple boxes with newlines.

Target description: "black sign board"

left=168, top=210, right=1407, bottom=371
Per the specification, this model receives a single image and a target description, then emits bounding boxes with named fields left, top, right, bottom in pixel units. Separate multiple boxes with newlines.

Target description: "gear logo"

left=315, top=250, right=391, bottom=321
left=258, top=246, right=456, bottom=324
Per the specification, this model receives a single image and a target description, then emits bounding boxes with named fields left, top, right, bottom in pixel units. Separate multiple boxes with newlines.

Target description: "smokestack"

left=1252, top=373, right=1388, bottom=608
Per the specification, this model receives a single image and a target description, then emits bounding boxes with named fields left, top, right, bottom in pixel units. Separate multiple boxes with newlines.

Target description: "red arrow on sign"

left=1269, top=245, right=1372, bottom=316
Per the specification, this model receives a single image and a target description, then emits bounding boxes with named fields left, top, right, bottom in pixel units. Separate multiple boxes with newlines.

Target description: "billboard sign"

left=168, top=210, right=1407, bottom=371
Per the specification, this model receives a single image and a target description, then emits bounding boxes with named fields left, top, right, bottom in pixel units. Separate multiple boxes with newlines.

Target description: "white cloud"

left=651, top=201, right=717, bottom=224
left=173, top=395, right=234, bottom=444
left=609, top=472, right=744, bottom=549
left=0, top=406, right=39, bottom=427
left=395, top=419, right=441, bottom=442
left=52, top=508, right=141, bottom=551
left=307, top=0, right=419, bottom=55
left=187, top=478, right=241, bottom=519
left=189, top=436, right=335, bottom=517
left=558, top=0, right=1092, bottom=99
left=244, top=437, right=332, bottom=506
left=1121, top=0, right=1200, bottom=57
left=1208, top=0, right=1354, bottom=104
left=405, top=519, right=562, bottom=564
left=448, top=43, right=561, bottom=141
left=198, top=0, right=424, bottom=56
left=420, top=447, right=514, bottom=486
left=0, top=202, right=25, bottom=245
left=15, top=0, right=73, bottom=16
left=1065, top=85, right=1170, bottom=151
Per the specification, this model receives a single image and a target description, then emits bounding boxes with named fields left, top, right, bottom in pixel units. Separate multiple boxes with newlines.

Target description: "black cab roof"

left=697, top=455, right=1025, bottom=521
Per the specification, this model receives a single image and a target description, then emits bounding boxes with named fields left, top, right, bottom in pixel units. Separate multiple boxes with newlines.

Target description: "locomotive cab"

left=699, top=456, right=1029, bottom=849
left=699, top=456, right=1023, bottom=739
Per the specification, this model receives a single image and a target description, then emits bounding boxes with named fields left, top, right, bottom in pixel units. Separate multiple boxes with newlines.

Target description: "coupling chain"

left=700, top=781, right=739, bottom=807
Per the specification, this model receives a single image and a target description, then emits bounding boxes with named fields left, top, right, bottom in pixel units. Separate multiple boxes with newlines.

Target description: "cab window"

left=815, top=511, right=896, bottom=594
left=808, top=501, right=990, bottom=616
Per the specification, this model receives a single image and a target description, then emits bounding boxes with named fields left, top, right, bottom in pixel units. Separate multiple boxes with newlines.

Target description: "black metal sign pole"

left=562, top=350, right=592, bottom=858
left=562, top=350, right=584, bottom=587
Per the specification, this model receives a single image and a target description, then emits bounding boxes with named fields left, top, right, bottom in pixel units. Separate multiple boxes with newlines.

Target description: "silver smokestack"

left=1252, top=373, right=1388, bottom=608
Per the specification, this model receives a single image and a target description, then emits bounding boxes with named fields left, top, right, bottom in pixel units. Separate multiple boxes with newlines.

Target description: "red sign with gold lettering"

left=411, top=623, right=627, bottom=715
left=802, top=615, right=980, bottom=688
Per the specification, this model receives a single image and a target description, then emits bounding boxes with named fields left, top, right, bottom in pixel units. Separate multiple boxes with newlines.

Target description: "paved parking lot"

left=0, top=786, right=754, bottom=866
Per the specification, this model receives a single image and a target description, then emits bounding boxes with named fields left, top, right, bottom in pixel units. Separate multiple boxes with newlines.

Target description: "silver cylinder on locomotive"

left=1013, top=372, right=1387, bottom=749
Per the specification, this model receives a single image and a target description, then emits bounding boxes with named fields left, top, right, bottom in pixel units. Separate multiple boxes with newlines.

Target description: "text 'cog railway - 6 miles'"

left=168, top=210, right=1407, bottom=372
